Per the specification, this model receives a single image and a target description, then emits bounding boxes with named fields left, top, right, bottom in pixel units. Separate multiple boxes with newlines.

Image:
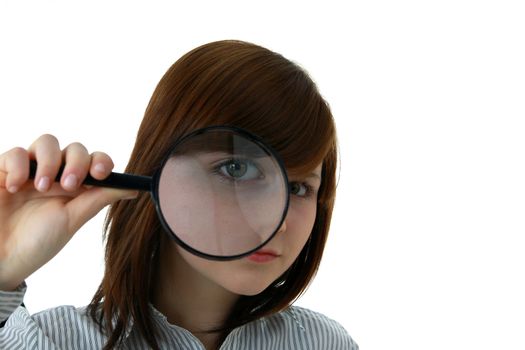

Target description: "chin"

left=232, top=286, right=268, bottom=297
left=221, top=273, right=277, bottom=297
left=175, top=245, right=287, bottom=297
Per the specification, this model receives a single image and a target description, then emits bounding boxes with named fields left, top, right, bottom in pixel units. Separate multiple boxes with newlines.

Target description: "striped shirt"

left=1, top=283, right=358, bottom=349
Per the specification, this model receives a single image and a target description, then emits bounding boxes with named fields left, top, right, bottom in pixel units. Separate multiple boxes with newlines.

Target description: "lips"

left=247, top=249, right=280, bottom=263
left=253, top=249, right=279, bottom=256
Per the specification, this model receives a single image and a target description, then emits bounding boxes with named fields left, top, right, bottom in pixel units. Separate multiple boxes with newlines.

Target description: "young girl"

left=0, top=40, right=358, bottom=349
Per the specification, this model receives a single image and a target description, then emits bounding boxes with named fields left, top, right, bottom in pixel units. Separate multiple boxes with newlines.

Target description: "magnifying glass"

left=29, top=126, right=290, bottom=260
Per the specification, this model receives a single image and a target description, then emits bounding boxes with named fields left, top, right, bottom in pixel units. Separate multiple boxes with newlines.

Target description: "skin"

left=0, top=134, right=322, bottom=350
left=0, top=134, right=137, bottom=292
left=153, top=165, right=322, bottom=348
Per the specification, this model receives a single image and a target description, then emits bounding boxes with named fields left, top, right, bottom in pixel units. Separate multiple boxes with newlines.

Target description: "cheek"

left=284, top=200, right=317, bottom=252
left=175, top=246, right=275, bottom=296
left=172, top=199, right=319, bottom=296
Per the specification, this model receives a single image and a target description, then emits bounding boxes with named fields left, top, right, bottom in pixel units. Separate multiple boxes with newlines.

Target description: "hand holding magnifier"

left=29, top=126, right=290, bottom=260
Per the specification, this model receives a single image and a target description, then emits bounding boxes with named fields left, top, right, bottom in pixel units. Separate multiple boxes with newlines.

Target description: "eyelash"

left=290, top=181, right=315, bottom=199
left=211, top=158, right=262, bottom=183
left=211, top=159, right=316, bottom=198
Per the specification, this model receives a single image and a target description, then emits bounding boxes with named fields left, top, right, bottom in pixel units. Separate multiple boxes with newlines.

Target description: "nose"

left=277, top=219, right=287, bottom=233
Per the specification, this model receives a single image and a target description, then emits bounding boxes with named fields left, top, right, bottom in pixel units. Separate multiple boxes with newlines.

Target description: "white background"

left=1, top=1, right=524, bottom=349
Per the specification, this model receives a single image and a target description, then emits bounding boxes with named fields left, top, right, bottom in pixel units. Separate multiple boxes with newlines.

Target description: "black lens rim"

left=151, top=125, right=290, bottom=261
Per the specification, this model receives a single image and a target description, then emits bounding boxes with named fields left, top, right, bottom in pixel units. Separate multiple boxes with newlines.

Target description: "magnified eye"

left=217, top=159, right=263, bottom=181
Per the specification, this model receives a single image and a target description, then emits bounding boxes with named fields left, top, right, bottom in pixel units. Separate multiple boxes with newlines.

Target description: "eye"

left=289, top=182, right=312, bottom=197
left=217, top=159, right=262, bottom=181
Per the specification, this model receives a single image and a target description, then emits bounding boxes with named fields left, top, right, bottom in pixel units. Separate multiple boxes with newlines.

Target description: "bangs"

left=226, top=69, right=335, bottom=177
left=241, top=99, right=335, bottom=178
left=175, top=42, right=336, bottom=177
left=140, top=40, right=336, bottom=179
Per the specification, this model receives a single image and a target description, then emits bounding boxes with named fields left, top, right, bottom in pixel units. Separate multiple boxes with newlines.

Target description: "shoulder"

left=288, top=306, right=358, bottom=349
left=31, top=304, right=92, bottom=324
left=29, top=305, right=103, bottom=341
left=2, top=304, right=106, bottom=349
left=236, top=305, right=359, bottom=350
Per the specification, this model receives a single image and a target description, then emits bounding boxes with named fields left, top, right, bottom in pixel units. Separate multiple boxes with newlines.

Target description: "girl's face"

left=173, top=163, right=323, bottom=296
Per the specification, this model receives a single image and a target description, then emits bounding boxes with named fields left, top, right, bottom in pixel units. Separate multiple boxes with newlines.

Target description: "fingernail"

left=94, top=163, right=106, bottom=174
left=8, top=186, right=18, bottom=193
left=64, top=174, right=78, bottom=189
left=37, top=176, right=50, bottom=192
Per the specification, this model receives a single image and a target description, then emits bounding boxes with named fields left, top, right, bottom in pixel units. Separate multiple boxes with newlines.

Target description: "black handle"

left=29, top=160, right=152, bottom=192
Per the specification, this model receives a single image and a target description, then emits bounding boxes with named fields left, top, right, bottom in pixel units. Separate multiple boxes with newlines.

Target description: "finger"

left=64, top=187, right=139, bottom=234
left=60, top=142, right=91, bottom=192
left=0, top=147, right=30, bottom=192
left=27, top=134, right=62, bottom=192
left=89, top=151, right=114, bottom=180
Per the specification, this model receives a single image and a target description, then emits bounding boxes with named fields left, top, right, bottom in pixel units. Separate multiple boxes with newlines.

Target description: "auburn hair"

left=87, top=39, right=338, bottom=350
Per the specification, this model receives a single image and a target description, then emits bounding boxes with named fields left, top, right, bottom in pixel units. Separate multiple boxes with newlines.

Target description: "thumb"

left=65, top=187, right=139, bottom=234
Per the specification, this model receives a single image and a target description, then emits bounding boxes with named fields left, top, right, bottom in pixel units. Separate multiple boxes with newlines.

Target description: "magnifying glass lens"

left=157, top=128, right=288, bottom=258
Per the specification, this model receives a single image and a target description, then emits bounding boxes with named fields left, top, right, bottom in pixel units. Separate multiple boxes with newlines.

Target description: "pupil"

left=291, top=183, right=299, bottom=194
left=227, top=162, right=247, bottom=177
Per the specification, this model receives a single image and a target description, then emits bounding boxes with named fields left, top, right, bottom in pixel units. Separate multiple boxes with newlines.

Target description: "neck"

left=152, top=241, right=239, bottom=340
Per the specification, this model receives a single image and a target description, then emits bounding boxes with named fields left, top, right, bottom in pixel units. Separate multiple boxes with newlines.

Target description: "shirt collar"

left=119, top=303, right=197, bottom=343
